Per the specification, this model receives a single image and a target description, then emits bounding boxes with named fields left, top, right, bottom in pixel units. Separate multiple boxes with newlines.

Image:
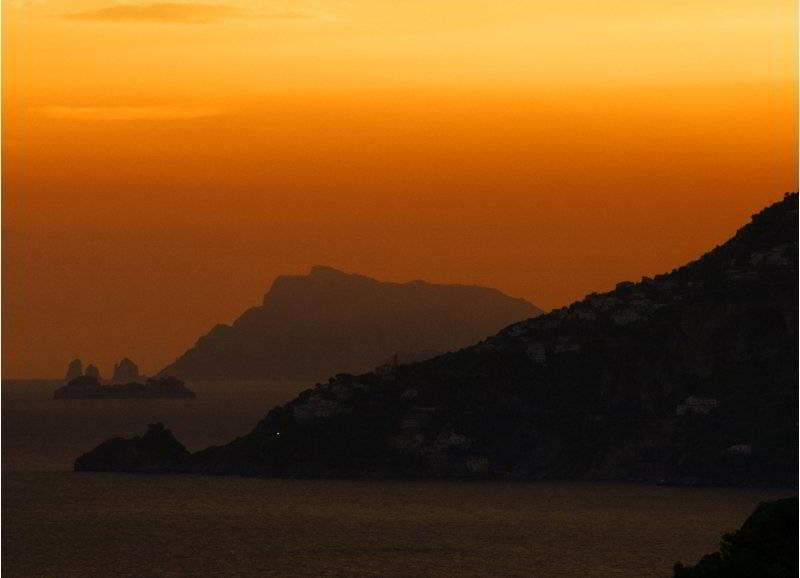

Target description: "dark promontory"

left=159, top=266, right=541, bottom=380
left=75, top=423, right=190, bottom=472
left=673, top=496, right=798, bottom=577
left=77, top=194, right=798, bottom=485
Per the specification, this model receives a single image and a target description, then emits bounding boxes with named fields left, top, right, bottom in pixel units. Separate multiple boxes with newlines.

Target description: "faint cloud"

left=8, top=0, right=47, bottom=8
left=62, top=2, right=326, bottom=24
left=38, top=105, right=226, bottom=121
left=253, top=9, right=321, bottom=20
left=63, top=3, right=237, bottom=24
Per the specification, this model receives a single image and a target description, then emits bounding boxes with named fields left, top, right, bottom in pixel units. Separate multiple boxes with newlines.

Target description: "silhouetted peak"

left=309, top=265, right=353, bottom=278
left=164, top=265, right=541, bottom=380
left=305, top=265, right=375, bottom=285
left=146, top=422, right=167, bottom=435
left=74, top=422, right=190, bottom=472
left=263, top=266, right=376, bottom=306
left=140, top=423, right=189, bottom=455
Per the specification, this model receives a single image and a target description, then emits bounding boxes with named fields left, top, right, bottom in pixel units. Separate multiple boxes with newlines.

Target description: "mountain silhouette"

left=159, top=265, right=541, bottom=380
left=77, top=194, right=798, bottom=485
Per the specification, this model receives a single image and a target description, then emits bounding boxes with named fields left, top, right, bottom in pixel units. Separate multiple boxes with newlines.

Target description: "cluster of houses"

left=675, top=396, right=753, bottom=456
left=675, top=396, right=718, bottom=416
left=394, top=406, right=489, bottom=474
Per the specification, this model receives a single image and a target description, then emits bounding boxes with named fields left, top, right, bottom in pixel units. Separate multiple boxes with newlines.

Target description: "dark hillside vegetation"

left=77, top=194, right=799, bottom=485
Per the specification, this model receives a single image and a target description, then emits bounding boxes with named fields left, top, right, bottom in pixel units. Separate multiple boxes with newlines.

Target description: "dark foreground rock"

left=55, top=376, right=195, bottom=399
left=75, top=423, right=190, bottom=473
left=76, top=194, right=798, bottom=484
left=673, top=496, right=798, bottom=578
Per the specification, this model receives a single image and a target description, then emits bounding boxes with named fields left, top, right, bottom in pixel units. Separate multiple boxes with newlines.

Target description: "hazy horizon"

left=4, top=0, right=798, bottom=378
left=2, top=5, right=797, bottom=578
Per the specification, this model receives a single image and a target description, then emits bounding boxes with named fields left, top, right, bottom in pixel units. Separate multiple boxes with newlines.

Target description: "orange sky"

left=3, top=0, right=798, bottom=378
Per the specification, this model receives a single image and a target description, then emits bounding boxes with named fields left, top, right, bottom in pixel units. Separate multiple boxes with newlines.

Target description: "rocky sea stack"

left=64, top=359, right=83, bottom=381
left=84, top=364, right=102, bottom=381
left=77, top=194, right=798, bottom=484
left=112, top=357, right=142, bottom=383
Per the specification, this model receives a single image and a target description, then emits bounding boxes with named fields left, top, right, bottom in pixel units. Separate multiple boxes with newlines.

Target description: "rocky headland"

left=76, top=194, right=798, bottom=485
left=75, top=423, right=190, bottom=472
left=673, top=496, right=798, bottom=577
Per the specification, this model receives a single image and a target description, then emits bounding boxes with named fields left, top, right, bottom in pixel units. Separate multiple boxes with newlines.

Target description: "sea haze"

left=2, top=379, right=788, bottom=577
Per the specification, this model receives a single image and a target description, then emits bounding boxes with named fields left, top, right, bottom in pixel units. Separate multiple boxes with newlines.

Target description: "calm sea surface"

left=2, top=379, right=792, bottom=577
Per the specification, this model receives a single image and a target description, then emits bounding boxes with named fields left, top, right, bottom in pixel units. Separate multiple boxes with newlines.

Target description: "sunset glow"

left=3, top=0, right=798, bottom=377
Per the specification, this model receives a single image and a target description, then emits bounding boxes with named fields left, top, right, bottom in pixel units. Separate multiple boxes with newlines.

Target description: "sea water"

left=2, top=379, right=790, bottom=577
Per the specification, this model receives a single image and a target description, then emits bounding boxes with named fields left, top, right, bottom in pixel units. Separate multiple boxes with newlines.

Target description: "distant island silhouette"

left=77, top=194, right=798, bottom=485
left=158, top=265, right=541, bottom=380
left=55, top=376, right=195, bottom=400
left=56, top=357, right=193, bottom=399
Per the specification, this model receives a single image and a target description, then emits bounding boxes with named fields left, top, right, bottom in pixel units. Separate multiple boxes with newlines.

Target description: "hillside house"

left=613, top=309, right=641, bottom=326
left=466, top=456, right=489, bottom=473
left=526, top=343, right=546, bottom=364
left=676, top=396, right=718, bottom=416
left=401, top=407, right=438, bottom=435
left=294, top=395, right=340, bottom=421
left=725, top=444, right=753, bottom=455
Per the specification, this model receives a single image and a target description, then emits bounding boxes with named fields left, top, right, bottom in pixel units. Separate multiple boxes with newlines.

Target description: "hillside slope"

left=79, top=194, right=798, bottom=485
